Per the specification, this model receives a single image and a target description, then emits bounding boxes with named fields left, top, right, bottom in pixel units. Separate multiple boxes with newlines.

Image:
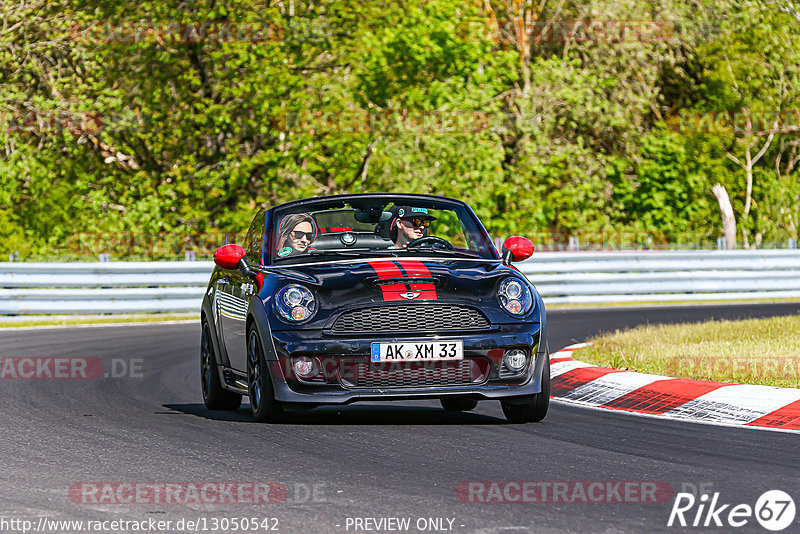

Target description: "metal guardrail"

left=0, top=262, right=213, bottom=314
left=1, top=250, right=799, bottom=314
left=518, top=250, right=800, bottom=304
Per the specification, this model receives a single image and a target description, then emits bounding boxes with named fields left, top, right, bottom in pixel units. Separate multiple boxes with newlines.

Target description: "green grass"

left=0, top=313, right=198, bottom=328
left=576, top=315, right=800, bottom=388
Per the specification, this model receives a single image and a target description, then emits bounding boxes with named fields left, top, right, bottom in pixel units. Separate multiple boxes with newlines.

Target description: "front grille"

left=331, top=304, right=490, bottom=334
left=339, top=359, right=487, bottom=389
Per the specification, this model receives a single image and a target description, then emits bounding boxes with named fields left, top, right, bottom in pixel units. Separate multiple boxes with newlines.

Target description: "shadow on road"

left=160, top=403, right=507, bottom=425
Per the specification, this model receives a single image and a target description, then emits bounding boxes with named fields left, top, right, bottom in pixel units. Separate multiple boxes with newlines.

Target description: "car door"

left=219, top=210, right=265, bottom=372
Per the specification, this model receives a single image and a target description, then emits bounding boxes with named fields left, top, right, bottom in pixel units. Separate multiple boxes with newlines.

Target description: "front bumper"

left=264, top=323, right=544, bottom=405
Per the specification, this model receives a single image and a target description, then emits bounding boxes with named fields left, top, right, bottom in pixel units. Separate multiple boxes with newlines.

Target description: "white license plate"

left=370, top=340, right=463, bottom=362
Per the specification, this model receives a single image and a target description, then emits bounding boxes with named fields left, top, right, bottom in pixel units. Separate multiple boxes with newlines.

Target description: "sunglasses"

left=404, top=218, right=430, bottom=228
left=290, top=231, right=314, bottom=240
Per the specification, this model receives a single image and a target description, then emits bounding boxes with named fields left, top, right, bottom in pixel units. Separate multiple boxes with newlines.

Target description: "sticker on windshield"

left=278, top=247, right=292, bottom=257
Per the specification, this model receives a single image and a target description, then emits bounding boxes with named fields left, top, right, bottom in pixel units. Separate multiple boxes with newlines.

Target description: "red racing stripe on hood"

left=395, top=260, right=430, bottom=278
left=367, top=260, right=405, bottom=301
left=367, top=260, right=438, bottom=301
left=369, top=260, right=403, bottom=280
left=395, top=260, right=438, bottom=301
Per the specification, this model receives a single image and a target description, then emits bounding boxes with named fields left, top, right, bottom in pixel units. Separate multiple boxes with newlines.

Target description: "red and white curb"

left=549, top=343, right=800, bottom=433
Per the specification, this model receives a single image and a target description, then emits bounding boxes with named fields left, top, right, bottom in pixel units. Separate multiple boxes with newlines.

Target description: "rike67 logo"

left=668, top=490, right=796, bottom=531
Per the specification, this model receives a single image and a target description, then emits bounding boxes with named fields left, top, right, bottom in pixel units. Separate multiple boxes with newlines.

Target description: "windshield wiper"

left=275, top=249, right=395, bottom=261
left=400, top=247, right=481, bottom=258
left=274, top=250, right=363, bottom=261
left=275, top=248, right=482, bottom=261
left=307, top=250, right=368, bottom=257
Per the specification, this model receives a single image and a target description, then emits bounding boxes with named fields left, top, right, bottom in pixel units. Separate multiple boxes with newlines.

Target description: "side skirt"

left=221, top=367, right=249, bottom=395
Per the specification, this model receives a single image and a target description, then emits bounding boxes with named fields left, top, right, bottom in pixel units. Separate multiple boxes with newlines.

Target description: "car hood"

left=262, top=257, right=537, bottom=329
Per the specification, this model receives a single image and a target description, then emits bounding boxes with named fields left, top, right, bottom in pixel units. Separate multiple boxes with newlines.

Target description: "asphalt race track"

left=1, top=303, right=799, bottom=534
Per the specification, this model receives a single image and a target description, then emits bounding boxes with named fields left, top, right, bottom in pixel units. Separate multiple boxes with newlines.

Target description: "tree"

left=694, top=0, right=800, bottom=246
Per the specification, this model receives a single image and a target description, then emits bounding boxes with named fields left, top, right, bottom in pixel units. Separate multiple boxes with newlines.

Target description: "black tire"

left=440, top=398, right=479, bottom=412
left=501, top=343, right=550, bottom=424
left=201, top=319, right=242, bottom=411
left=247, top=325, right=284, bottom=423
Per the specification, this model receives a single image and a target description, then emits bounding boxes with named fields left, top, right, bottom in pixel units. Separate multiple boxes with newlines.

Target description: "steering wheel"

left=406, top=236, right=455, bottom=250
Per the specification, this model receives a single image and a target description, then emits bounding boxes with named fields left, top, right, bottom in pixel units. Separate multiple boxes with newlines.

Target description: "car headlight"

left=498, top=277, right=533, bottom=316
left=275, top=284, right=317, bottom=322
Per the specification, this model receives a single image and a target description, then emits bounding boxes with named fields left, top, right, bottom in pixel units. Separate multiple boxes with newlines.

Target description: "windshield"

left=269, top=197, right=496, bottom=264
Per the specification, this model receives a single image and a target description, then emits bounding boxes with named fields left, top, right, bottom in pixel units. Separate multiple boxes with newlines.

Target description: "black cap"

left=392, top=206, right=437, bottom=221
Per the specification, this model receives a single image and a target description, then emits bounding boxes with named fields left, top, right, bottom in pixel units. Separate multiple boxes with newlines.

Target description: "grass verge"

left=0, top=313, right=198, bottom=328
left=576, top=315, right=800, bottom=388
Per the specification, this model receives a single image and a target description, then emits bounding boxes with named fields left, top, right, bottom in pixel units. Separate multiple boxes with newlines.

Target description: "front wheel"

left=501, top=344, right=550, bottom=424
left=247, top=326, right=284, bottom=423
left=201, top=319, right=242, bottom=411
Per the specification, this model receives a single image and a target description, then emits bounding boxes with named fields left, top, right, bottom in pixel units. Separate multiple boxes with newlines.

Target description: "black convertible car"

left=200, top=193, right=549, bottom=423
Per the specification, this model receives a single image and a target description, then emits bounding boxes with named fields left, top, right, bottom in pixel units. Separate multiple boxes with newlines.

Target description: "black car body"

left=200, top=193, right=549, bottom=423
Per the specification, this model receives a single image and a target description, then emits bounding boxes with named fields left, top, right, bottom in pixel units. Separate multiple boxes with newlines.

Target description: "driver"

left=390, top=206, right=436, bottom=249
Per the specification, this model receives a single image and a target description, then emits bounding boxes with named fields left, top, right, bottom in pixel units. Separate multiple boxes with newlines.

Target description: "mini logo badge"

left=400, top=291, right=421, bottom=300
left=278, top=247, right=292, bottom=257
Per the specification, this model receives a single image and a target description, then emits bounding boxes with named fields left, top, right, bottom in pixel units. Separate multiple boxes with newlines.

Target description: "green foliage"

left=610, top=127, right=713, bottom=236
left=1, top=0, right=799, bottom=258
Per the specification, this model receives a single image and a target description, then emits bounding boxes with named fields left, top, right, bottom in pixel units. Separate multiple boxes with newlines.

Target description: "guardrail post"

left=789, top=238, right=797, bottom=249
left=568, top=236, right=580, bottom=251
left=8, top=251, right=19, bottom=262
left=185, top=250, right=196, bottom=261
left=98, top=253, right=111, bottom=262
left=716, top=237, right=727, bottom=250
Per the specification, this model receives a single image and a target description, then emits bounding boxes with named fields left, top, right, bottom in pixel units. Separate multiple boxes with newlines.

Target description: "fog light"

left=503, top=349, right=528, bottom=372
left=292, top=356, right=316, bottom=378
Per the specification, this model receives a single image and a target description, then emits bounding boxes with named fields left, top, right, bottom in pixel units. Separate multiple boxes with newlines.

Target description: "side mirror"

left=501, top=236, right=534, bottom=265
left=213, top=244, right=246, bottom=270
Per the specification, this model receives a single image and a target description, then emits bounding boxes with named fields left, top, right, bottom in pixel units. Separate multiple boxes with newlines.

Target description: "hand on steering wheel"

left=405, top=236, right=455, bottom=250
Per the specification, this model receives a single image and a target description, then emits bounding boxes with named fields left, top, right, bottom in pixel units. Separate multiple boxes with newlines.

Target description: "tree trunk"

left=726, top=113, right=777, bottom=249
left=712, top=184, right=737, bottom=250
